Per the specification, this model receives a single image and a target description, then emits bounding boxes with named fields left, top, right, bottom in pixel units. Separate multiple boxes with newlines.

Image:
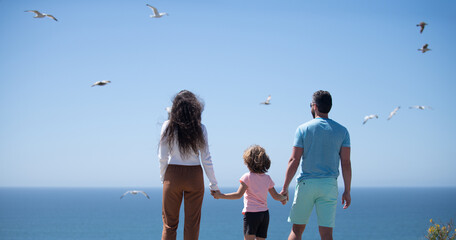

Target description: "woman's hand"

left=210, top=190, right=222, bottom=199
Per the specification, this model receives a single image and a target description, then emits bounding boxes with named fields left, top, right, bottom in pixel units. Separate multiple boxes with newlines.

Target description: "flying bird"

left=166, top=106, right=172, bottom=119
left=91, top=80, right=111, bottom=87
left=409, top=105, right=433, bottom=110
left=418, top=44, right=431, bottom=53
left=25, top=10, right=58, bottom=21
left=387, top=106, right=400, bottom=120
left=146, top=4, right=168, bottom=18
left=120, top=190, right=150, bottom=199
left=363, top=114, right=378, bottom=125
left=260, top=95, right=271, bottom=105
left=416, top=22, right=427, bottom=34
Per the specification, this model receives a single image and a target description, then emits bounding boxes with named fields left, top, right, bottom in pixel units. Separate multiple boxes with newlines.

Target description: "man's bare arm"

left=340, top=147, right=351, bottom=209
left=280, top=147, right=303, bottom=203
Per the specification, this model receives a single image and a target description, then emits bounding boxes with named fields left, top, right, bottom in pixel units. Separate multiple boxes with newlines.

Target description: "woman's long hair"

left=162, top=90, right=206, bottom=158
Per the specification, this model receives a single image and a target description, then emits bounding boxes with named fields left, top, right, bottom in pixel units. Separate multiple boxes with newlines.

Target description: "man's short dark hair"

left=313, top=90, right=332, bottom=113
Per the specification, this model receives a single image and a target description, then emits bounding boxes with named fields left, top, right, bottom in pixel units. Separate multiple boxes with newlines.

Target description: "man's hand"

left=342, top=191, right=351, bottom=209
left=280, top=189, right=289, bottom=205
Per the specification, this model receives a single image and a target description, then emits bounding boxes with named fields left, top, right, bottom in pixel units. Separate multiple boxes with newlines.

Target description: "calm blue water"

left=0, top=187, right=455, bottom=240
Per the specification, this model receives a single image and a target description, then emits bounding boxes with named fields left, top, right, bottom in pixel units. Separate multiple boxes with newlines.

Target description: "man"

left=280, top=90, right=352, bottom=240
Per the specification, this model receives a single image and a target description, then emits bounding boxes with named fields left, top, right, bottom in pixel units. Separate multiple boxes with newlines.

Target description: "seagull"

left=25, top=10, right=58, bottom=21
left=363, top=114, right=378, bottom=125
left=418, top=44, right=431, bottom=53
left=387, top=106, right=400, bottom=120
left=409, top=105, right=433, bottom=110
left=146, top=4, right=168, bottom=18
left=120, top=190, right=150, bottom=199
left=260, top=95, right=271, bottom=105
left=91, top=80, right=111, bottom=87
left=166, top=106, right=172, bottom=119
left=416, top=22, right=427, bottom=34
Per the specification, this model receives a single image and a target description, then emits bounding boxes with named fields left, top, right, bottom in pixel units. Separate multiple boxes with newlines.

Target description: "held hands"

left=279, top=189, right=289, bottom=205
left=210, top=190, right=222, bottom=199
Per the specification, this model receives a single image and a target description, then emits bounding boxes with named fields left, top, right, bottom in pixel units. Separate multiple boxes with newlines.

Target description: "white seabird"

left=387, top=106, right=400, bottom=120
left=409, top=105, right=433, bottom=110
left=25, top=10, right=58, bottom=21
left=260, top=95, right=271, bottom=105
left=120, top=190, right=150, bottom=199
left=91, top=80, right=111, bottom=87
left=146, top=4, right=168, bottom=18
left=418, top=44, right=431, bottom=53
left=363, top=114, right=378, bottom=125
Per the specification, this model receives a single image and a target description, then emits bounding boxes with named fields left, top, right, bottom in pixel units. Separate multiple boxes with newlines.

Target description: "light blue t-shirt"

left=293, top=117, right=350, bottom=181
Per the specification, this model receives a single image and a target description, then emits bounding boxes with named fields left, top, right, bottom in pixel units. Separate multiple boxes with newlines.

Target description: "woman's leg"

left=183, top=166, right=204, bottom=240
left=162, top=166, right=184, bottom=240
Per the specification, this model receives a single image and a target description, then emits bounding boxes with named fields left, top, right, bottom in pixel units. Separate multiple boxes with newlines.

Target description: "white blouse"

left=158, top=120, right=219, bottom=190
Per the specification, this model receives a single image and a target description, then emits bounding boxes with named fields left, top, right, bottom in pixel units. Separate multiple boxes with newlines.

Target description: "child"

left=211, top=145, right=287, bottom=240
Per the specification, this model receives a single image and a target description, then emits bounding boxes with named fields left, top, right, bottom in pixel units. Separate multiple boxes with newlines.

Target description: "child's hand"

left=210, top=190, right=222, bottom=199
left=278, top=194, right=288, bottom=204
left=279, top=189, right=289, bottom=205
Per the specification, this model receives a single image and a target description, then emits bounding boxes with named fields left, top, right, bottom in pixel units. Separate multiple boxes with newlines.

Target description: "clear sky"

left=1, top=0, right=455, bottom=188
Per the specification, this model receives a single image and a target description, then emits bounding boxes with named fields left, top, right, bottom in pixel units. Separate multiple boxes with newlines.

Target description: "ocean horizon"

left=1, top=187, right=455, bottom=239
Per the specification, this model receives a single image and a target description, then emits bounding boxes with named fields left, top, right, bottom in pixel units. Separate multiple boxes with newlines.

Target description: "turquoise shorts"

left=288, top=178, right=338, bottom=228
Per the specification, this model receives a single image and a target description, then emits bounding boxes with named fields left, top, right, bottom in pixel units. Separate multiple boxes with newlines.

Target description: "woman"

left=159, top=90, right=219, bottom=240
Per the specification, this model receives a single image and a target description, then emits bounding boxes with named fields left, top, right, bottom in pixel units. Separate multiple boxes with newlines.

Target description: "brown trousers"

left=162, top=164, right=205, bottom=240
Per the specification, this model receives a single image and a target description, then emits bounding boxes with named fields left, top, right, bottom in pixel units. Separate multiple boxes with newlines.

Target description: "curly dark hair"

left=243, top=145, right=271, bottom=173
left=162, top=90, right=206, bottom=158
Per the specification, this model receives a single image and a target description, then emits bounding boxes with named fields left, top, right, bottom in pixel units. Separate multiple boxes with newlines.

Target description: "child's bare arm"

left=213, top=182, right=247, bottom=200
left=269, top=187, right=287, bottom=202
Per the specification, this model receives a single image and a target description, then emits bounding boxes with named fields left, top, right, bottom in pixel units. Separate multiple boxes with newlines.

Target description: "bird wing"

left=120, top=191, right=131, bottom=199
left=46, top=14, right=58, bottom=21
left=147, top=4, right=160, bottom=16
left=25, top=10, right=41, bottom=14
left=101, top=80, right=110, bottom=84
left=387, top=113, right=393, bottom=120
left=140, top=191, right=150, bottom=199
left=91, top=81, right=101, bottom=87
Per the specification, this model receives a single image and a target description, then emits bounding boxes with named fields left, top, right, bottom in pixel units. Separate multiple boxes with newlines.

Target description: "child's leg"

left=244, top=235, right=256, bottom=240
left=244, top=211, right=269, bottom=240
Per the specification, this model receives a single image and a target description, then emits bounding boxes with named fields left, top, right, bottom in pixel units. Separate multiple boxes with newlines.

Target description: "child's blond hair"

left=243, top=145, right=271, bottom=173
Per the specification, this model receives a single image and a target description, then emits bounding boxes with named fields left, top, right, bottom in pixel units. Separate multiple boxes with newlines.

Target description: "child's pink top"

left=240, top=172, right=275, bottom=213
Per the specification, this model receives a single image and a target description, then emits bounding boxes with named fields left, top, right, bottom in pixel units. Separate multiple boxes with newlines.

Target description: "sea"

left=0, top=187, right=455, bottom=240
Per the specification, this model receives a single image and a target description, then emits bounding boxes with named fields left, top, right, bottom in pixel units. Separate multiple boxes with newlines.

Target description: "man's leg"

left=318, top=226, right=333, bottom=240
left=288, top=224, right=306, bottom=240
left=315, top=178, right=338, bottom=240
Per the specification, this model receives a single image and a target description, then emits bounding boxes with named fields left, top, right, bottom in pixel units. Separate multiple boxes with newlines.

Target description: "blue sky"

left=1, top=0, right=455, bottom=188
